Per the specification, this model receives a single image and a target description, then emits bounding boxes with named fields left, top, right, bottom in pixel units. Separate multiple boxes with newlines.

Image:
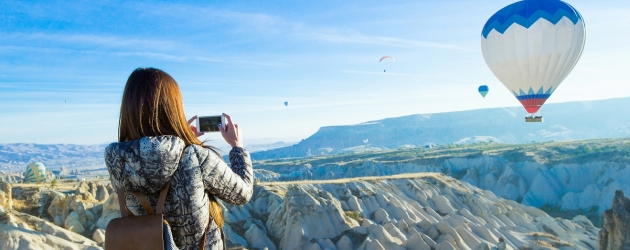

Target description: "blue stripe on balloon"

left=482, top=0, right=582, bottom=38
left=516, top=94, right=551, bottom=100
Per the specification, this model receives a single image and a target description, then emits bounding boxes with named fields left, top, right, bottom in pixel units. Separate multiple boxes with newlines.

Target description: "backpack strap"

left=156, top=180, right=170, bottom=214
left=116, top=180, right=172, bottom=216
left=116, top=187, right=133, bottom=217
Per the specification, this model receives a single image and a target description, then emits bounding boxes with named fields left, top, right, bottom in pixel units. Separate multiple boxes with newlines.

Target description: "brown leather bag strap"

left=129, top=191, right=155, bottom=215
left=115, top=187, right=134, bottom=217
left=156, top=180, right=171, bottom=214
left=115, top=181, right=172, bottom=217
left=116, top=187, right=128, bottom=217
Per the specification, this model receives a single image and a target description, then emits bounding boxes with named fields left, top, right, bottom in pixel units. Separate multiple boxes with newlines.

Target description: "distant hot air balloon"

left=380, top=56, right=394, bottom=72
left=478, top=85, right=489, bottom=98
left=481, top=0, right=586, bottom=122
left=284, top=101, right=288, bottom=107
left=24, top=162, right=46, bottom=183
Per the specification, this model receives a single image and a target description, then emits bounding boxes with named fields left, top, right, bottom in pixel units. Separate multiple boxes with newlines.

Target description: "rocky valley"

left=1, top=173, right=613, bottom=249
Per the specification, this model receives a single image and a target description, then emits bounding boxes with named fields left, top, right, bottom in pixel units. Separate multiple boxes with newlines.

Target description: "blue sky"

left=1, top=0, right=629, bottom=146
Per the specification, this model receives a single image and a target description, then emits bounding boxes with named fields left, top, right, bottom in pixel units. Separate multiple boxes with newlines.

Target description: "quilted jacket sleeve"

left=194, top=146, right=254, bottom=205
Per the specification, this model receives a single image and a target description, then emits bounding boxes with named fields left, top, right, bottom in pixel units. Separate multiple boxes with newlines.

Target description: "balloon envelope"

left=284, top=101, right=288, bottom=107
left=24, top=162, right=46, bottom=183
left=481, top=0, right=586, bottom=114
left=478, top=85, right=489, bottom=98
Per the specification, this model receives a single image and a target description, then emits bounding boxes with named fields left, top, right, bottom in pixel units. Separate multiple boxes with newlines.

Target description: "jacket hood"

left=105, top=135, right=186, bottom=194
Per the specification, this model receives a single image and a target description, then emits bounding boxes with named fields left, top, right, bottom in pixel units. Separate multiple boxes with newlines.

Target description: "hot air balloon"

left=284, top=101, right=288, bottom=107
left=24, top=162, right=46, bottom=183
left=480, top=0, right=586, bottom=122
left=478, top=85, right=489, bottom=98
left=380, top=56, right=394, bottom=72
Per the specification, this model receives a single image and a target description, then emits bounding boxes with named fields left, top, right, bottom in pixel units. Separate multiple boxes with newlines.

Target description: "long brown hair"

left=118, top=67, right=223, bottom=228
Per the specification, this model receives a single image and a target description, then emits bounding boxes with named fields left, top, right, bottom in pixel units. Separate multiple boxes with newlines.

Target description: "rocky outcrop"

left=96, top=193, right=120, bottom=230
left=265, top=185, right=359, bottom=250
left=0, top=201, right=102, bottom=249
left=75, top=181, right=112, bottom=202
left=0, top=181, right=12, bottom=209
left=222, top=173, right=599, bottom=250
left=598, top=190, right=630, bottom=250
left=46, top=170, right=56, bottom=181
left=59, top=166, right=70, bottom=176
left=0, top=223, right=102, bottom=250
left=256, top=155, right=630, bottom=219
left=0, top=172, right=22, bottom=183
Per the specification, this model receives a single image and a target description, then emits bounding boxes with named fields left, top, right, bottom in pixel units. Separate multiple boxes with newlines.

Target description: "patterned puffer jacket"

left=105, top=135, right=253, bottom=250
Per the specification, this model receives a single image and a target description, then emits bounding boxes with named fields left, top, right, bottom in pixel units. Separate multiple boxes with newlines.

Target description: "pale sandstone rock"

left=17, top=222, right=32, bottom=230
left=403, top=232, right=431, bottom=250
left=224, top=223, right=248, bottom=247
left=92, top=229, right=105, bottom=244
left=244, top=224, right=276, bottom=250
left=436, top=240, right=457, bottom=250
left=474, top=242, right=491, bottom=250
left=336, top=235, right=354, bottom=250
left=0, top=223, right=101, bottom=250
left=64, top=211, right=85, bottom=234
left=0, top=181, right=12, bottom=209
left=38, top=220, right=97, bottom=245
left=96, top=193, right=120, bottom=230
left=599, top=190, right=630, bottom=250
left=308, top=242, right=323, bottom=250
left=373, top=208, right=391, bottom=224
left=357, top=236, right=386, bottom=250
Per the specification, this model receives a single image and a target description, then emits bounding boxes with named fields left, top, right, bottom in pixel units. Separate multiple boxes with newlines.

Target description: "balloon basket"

left=525, top=116, right=543, bottom=123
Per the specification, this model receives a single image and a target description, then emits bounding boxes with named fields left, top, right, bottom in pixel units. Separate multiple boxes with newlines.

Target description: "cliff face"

left=222, top=173, right=599, bottom=250
left=255, top=155, right=630, bottom=218
left=598, top=190, right=630, bottom=250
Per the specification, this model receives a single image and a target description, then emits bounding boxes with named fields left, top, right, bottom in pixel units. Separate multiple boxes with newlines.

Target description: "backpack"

left=105, top=180, right=213, bottom=250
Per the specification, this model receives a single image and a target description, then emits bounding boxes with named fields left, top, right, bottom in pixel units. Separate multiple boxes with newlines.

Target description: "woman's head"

left=118, top=67, right=200, bottom=145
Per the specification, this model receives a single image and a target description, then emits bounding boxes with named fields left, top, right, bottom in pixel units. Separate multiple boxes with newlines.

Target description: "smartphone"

left=197, top=115, right=225, bottom=133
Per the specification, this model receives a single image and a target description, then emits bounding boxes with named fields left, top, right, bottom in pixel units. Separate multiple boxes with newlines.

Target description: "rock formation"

left=598, top=190, right=630, bottom=250
left=0, top=202, right=102, bottom=249
left=0, top=181, right=12, bottom=210
left=60, top=166, right=70, bottom=176
left=0, top=171, right=22, bottom=183
left=221, top=173, right=599, bottom=249
left=255, top=155, right=630, bottom=220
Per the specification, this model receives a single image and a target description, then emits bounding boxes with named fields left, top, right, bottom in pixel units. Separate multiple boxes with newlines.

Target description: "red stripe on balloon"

left=519, top=98, right=548, bottom=114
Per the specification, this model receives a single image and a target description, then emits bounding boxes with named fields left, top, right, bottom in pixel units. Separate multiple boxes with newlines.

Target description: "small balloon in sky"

left=363, top=139, right=368, bottom=144
left=478, top=85, right=489, bottom=98
left=284, top=101, right=288, bottom=107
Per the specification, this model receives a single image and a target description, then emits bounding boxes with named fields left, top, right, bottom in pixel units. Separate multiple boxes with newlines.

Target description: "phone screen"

left=198, top=116, right=222, bottom=132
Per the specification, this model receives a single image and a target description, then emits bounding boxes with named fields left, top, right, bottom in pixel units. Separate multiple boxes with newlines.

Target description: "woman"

left=105, top=68, right=253, bottom=250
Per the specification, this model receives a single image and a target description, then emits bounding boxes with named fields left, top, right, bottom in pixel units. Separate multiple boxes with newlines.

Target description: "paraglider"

left=478, top=85, right=489, bottom=98
left=23, top=162, right=46, bottom=183
left=284, top=101, right=288, bottom=107
left=480, top=0, right=586, bottom=122
left=379, top=56, right=394, bottom=72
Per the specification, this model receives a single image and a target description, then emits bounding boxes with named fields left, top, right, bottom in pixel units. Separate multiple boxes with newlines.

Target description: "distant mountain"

left=0, top=140, right=297, bottom=173
left=252, top=97, right=630, bottom=160
left=0, top=143, right=108, bottom=172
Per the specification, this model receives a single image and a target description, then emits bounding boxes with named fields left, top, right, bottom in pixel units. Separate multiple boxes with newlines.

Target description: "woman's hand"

left=187, top=115, right=205, bottom=137
left=220, top=113, right=243, bottom=148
